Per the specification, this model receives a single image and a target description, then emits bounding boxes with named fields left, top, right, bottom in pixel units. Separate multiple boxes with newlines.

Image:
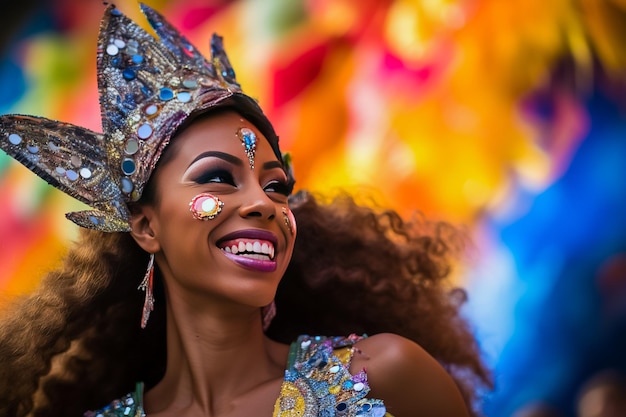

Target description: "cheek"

left=288, top=209, right=297, bottom=236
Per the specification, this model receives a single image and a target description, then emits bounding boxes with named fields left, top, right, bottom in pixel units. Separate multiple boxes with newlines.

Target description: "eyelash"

left=194, top=169, right=235, bottom=185
left=193, top=169, right=290, bottom=196
left=264, top=179, right=291, bottom=196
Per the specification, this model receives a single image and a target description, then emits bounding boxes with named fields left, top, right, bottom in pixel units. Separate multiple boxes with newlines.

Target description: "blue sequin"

left=132, top=55, right=144, bottom=64
left=122, top=159, right=136, bottom=175
left=122, top=69, right=136, bottom=80
left=159, top=88, right=174, bottom=101
left=66, top=170, right=79, bottom=181
left=177, top=91, right=191, bottom=103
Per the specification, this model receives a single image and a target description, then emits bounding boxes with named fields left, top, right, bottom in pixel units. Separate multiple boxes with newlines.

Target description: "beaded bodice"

left=273, top=334, right=391, bottom=417
left=84, top=335, right=391, bottom=417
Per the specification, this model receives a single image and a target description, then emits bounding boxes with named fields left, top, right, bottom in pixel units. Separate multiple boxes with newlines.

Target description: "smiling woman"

left=0, top=4, right=490, bottom=417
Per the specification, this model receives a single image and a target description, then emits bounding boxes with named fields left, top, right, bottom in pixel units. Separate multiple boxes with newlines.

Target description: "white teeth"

left=240, top=253, right=270, bottom=260
left=221, top=239, right=276, bottom=260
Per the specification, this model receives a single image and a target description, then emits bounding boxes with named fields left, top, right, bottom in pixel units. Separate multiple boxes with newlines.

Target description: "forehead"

left=166, top=110, right=277, bottom=163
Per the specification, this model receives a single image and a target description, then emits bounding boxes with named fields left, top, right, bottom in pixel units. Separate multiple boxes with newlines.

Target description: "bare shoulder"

left=351, top=333, right=471, bottom=417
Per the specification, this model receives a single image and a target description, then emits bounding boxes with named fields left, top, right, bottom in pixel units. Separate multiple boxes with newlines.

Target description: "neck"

left=143, top=285, right=287, bottom=416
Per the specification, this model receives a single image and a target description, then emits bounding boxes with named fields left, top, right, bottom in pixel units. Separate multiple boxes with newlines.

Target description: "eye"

left=264, top=179, right=291, bottom=196
left=193, top=169, right=235, bottom=185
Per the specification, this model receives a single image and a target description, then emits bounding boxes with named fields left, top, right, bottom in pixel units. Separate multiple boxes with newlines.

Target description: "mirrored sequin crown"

left=0, top=3, right=291, bottom=232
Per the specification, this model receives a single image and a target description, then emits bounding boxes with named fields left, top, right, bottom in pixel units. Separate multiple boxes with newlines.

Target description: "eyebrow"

left=262, top=160, right=283, bottom=170
left=187, top=151, right=284, bottom=171
left=187, top=151, right=243, bottom=168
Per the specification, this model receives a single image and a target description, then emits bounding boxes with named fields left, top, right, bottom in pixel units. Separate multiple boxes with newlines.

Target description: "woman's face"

left=138, top=110, right=296, bottom=309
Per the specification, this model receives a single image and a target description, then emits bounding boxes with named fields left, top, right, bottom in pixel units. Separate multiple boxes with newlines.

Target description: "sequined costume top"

left=84, top=335, right=393, bottom=417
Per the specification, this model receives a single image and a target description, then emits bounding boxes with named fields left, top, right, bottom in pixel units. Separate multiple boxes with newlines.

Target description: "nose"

left=238, top=188, right=276, bottom=221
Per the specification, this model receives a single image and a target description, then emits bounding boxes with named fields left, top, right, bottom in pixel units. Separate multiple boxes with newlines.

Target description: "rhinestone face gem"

left=236, top=127, right=257, bottom=169
left=189, top=193, right=223, bottom=220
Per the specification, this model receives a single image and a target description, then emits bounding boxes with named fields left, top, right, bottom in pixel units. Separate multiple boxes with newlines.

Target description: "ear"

left=128, top=204, right=161, bottom=254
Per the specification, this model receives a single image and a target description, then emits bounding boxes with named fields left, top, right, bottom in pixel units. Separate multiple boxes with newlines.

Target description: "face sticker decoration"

left=282, top=207, right=296, bottom=236
left=237, top=127, right=257, bottom=170
left=190, top=193, right=224, bottom=220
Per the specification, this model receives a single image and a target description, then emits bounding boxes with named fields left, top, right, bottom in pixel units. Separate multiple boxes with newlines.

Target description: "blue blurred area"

left=0, top=0, right=54, bottom=113
left=481, top=87, right=626, bottom=416
left=0, top=1, right=55, bottom=176
left=0, top=60, right=27, bottom=113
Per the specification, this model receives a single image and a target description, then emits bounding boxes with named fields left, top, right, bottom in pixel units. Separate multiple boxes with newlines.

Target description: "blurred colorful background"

left=1, top=0, right=625, bottom=416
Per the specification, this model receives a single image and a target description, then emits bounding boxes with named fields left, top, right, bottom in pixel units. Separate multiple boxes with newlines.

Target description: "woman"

left=0, top=4, right=490, bottom=417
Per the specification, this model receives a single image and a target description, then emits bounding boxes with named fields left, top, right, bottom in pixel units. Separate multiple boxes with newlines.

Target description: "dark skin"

left=129, top=110, right=469, bottom=416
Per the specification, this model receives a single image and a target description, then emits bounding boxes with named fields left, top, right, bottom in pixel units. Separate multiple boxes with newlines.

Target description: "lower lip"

left=222, top=251, right=277, bottom=272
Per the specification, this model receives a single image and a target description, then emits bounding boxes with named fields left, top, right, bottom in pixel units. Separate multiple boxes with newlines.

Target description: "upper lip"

left=216, top=229, right=278, bottom=246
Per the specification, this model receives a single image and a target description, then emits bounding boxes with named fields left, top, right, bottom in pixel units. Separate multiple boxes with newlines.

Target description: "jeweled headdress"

left=0, top=3, right=291, bottom=232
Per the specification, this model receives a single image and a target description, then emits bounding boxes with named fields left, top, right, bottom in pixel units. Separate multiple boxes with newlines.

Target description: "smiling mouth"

left=218, top=238, right=275, bottom=261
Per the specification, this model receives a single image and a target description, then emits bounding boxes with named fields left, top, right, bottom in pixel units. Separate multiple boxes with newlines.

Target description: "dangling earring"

left=190, top=193, right=224, bottom=220
left=262, top=300, right=276, bottom=331
left=138, top=253, right=155, bottom=329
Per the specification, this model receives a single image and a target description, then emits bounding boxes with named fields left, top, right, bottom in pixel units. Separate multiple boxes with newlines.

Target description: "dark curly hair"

left=0, top=191, right=491, bottom=417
